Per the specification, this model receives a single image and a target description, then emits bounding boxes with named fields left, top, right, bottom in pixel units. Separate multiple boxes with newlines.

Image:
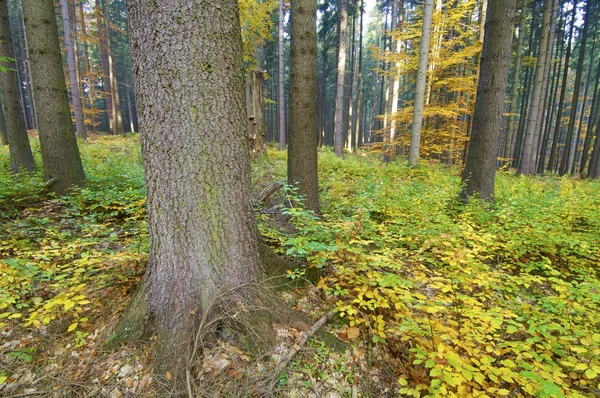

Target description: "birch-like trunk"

left=408, top=0, right=434, bottom=165
left=278, top=0, right=286, bottom=150
left=334, top=0, right=348, bottom=157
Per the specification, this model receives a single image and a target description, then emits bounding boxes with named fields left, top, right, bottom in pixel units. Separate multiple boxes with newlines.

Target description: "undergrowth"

left=1, top=138, right=600, bottom=397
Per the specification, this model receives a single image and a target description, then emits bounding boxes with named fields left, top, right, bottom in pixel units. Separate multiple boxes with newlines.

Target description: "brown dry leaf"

left=165, top=371, right=172, bottom=380
left=347, top=327, right=360, bottom=340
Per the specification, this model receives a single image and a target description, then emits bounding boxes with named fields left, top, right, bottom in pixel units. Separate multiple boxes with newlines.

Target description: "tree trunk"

left=517, top=0, right=552, bottom=175
left=354, top=0, right=364, bottom=150
left=278, top=0, right=286, bottom=150
left=0, top=0, right=35, bottom=172
left=288, top=0, right=319, bottom=213
left=460, top=0, right=517, bottom=201
left=22, top=0, right=85, bottom=195
left=547, top=1, right=576, bottom=172
left=95, top=0, right=111, bottom=133
left=581, top=46, right=600, bottom=177
left=118, top=0, right=270, bottom=381
left=59, top=0, right=86, bottom=139
left=559, top=0, right=592, bottom=175
left=79, top=0, right=96, bottom=134
left=503, top=0, right=527, bottom=166
left=333, top=0, right=348, bottom=157
left=104, top=0, right=123, bottom=135
left=408, top=0, right=434, bottom=166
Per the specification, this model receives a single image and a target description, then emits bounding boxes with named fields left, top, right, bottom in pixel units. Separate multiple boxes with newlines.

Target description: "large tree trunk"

left=460, top=0, right=517, bottom=201
left=59, top=0, right=86, bottom=139
left=22, top=0, right=85, bottom=195
left=0, top=0, right=35, bottom=172
left=408, top=0, right=434, bottom=165
left=333, top=0, right=348, bottom=157
left=278, top=0, right=286, bottom=150
left=288, top=0, right=319, bottom=213
left=517, top=0, right=552, bottom=175
left=117, top=0, right=269, bottom=381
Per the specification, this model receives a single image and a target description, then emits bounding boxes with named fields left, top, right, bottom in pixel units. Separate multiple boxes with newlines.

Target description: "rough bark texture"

left=0, top=98, right=6, bottom=145
left=278, top=0, right=286, bottom=150
left=118, top=0, right=266, bottom=381
left=0, top=0, right=35, bottom=172
left=22, top=0, right=85, bottom=194
left=288, top=0, right=319, bottom=213
left=59, top=0, right=86, bottom=139
left=460, top=0, right=517, bottom=201
left=333, top=0, right=347, bottom=157
left=408, top=0, right=434, bottom=166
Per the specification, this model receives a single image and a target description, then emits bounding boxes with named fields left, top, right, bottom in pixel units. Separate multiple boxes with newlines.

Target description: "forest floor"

left=1, top=135, right=600, bottom=397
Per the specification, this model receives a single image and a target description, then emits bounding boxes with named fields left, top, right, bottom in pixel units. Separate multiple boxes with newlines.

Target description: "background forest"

left=0, top=0, right=600, bottom=397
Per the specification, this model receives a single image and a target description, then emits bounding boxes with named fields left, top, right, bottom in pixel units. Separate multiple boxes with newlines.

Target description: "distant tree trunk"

left=288, top=0, right=319, bottom=213
left=346, top=7, right=356, bottom=152
left=79, top=0, right=96, bottom=134
left=278, top=0, right=286, bottom=150
left=333, top=0, right=348, bottom=157
left=22, top=0, right=85, bottom=195
left=0, top=0, right=35, bottom=172
left=408, top=0, right=434, bottom=166
left=354, top=0, right=364, bottom=150
left=559, top=0, right=592, bottom=175
left=589, top=117, right=600, bottom=178
left=547, top=1, right=576, bottom=172
left=517, top=0, right=552, bottom=175
left=117, top=0, right=268, bottom=381
left=248, top=69, right=266, bottom=156
left=95, top=0, right=111, bottom=132
left=503, top=0, right=527, bottom=165
left=389, top=0, right=404, bottom=151
left=581, top=50, right=600, bottom=177
left=104, top=0, right=123, bottom=135
left=59, top=0, right=86, bottom=139
left=13, top=6, right=36, bottom=131
left=461, top=0, right=516, bottom=201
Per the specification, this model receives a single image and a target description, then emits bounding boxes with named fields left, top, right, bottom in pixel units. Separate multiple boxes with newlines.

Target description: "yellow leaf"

left=64, top=301, right=75, bottom=311
left=497, top=389, right=510, bottom=396
left=68, top=322, right=78, bottom=332
left=165, top=371, right=172, bottom=381
left=585, top=368, right=598, bottom=379
left=574, top=363, right=588, bottom=371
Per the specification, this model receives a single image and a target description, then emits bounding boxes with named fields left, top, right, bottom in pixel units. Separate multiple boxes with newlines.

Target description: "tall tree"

left=22, top=0, right=86, bottom=195
left=334, top=0, right=348, bottom=157
left=59, top=0, right=86, bottom=139
left=460, top=0, right=517, bottom=200
left=0, top=0, right=35, bottom=173
left=278, top=0, right=286, bottom=150
left=288, top=0, right=319, bottom=213
left=103, top=0, right=123, bottom=135
left=117, top=0, right=268, bottom=379
left=560, top=0, right=592, bottom=175
left=408, top=0, right=434, bottom=166
left=518, top=0, right=552, bottom=175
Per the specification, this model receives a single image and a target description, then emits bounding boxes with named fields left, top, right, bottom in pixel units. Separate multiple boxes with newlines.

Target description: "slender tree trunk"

left=288, top=0, right=319, bottom=213
left=95, top=0, right=111, bottom=132
left=79, top=0, right=96, bottom=134
left=581, top=48, right=600, bottom=176
left=548, top=2, right=576, bottom=172
left=0, top=0, right=35, bottom=172
left=408, top=0, right=434, bottom=165
left=503, top=0, right=527, bottom=166
left=22, top=0, right=86, bottom=195
left=59, top=0, right=86, bottom=139
left=104, top=0, right=123, bottom=135
left=388, top=0, right=404, bottom=160
left=13, top=6, right=36, bottom=130
left=354, top=0, right=364, bottom=150
left=518, top=0, right=552, bottom=175
left=334, top=0, right=348, bottom=156
left=559, top=0, right=592, bottom=175
left=461, top=0, right=517, bottom=200
left=278, top=0, right=286, bottom=150
left=346, top=7, right=356, bottom=151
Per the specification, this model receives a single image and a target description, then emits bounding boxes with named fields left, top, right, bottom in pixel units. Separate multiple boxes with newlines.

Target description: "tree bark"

left=104, top=0, right=123, bottom=135
left=22, top=0, right=86, bottom=194
left=118, top=0, right=268, bottom=381
left=333, top=0, right=348, bottom=157
left=288, top=0, right=319, bottom=213
left=59, top=0, right=86, bottom=139
left=460, top=0, right=517, bottom=201
left=0, top=0, right=35, bottom=172
left=278, top=0, right=286, bottom=150
left=408, top=0, right=434, bottom=166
